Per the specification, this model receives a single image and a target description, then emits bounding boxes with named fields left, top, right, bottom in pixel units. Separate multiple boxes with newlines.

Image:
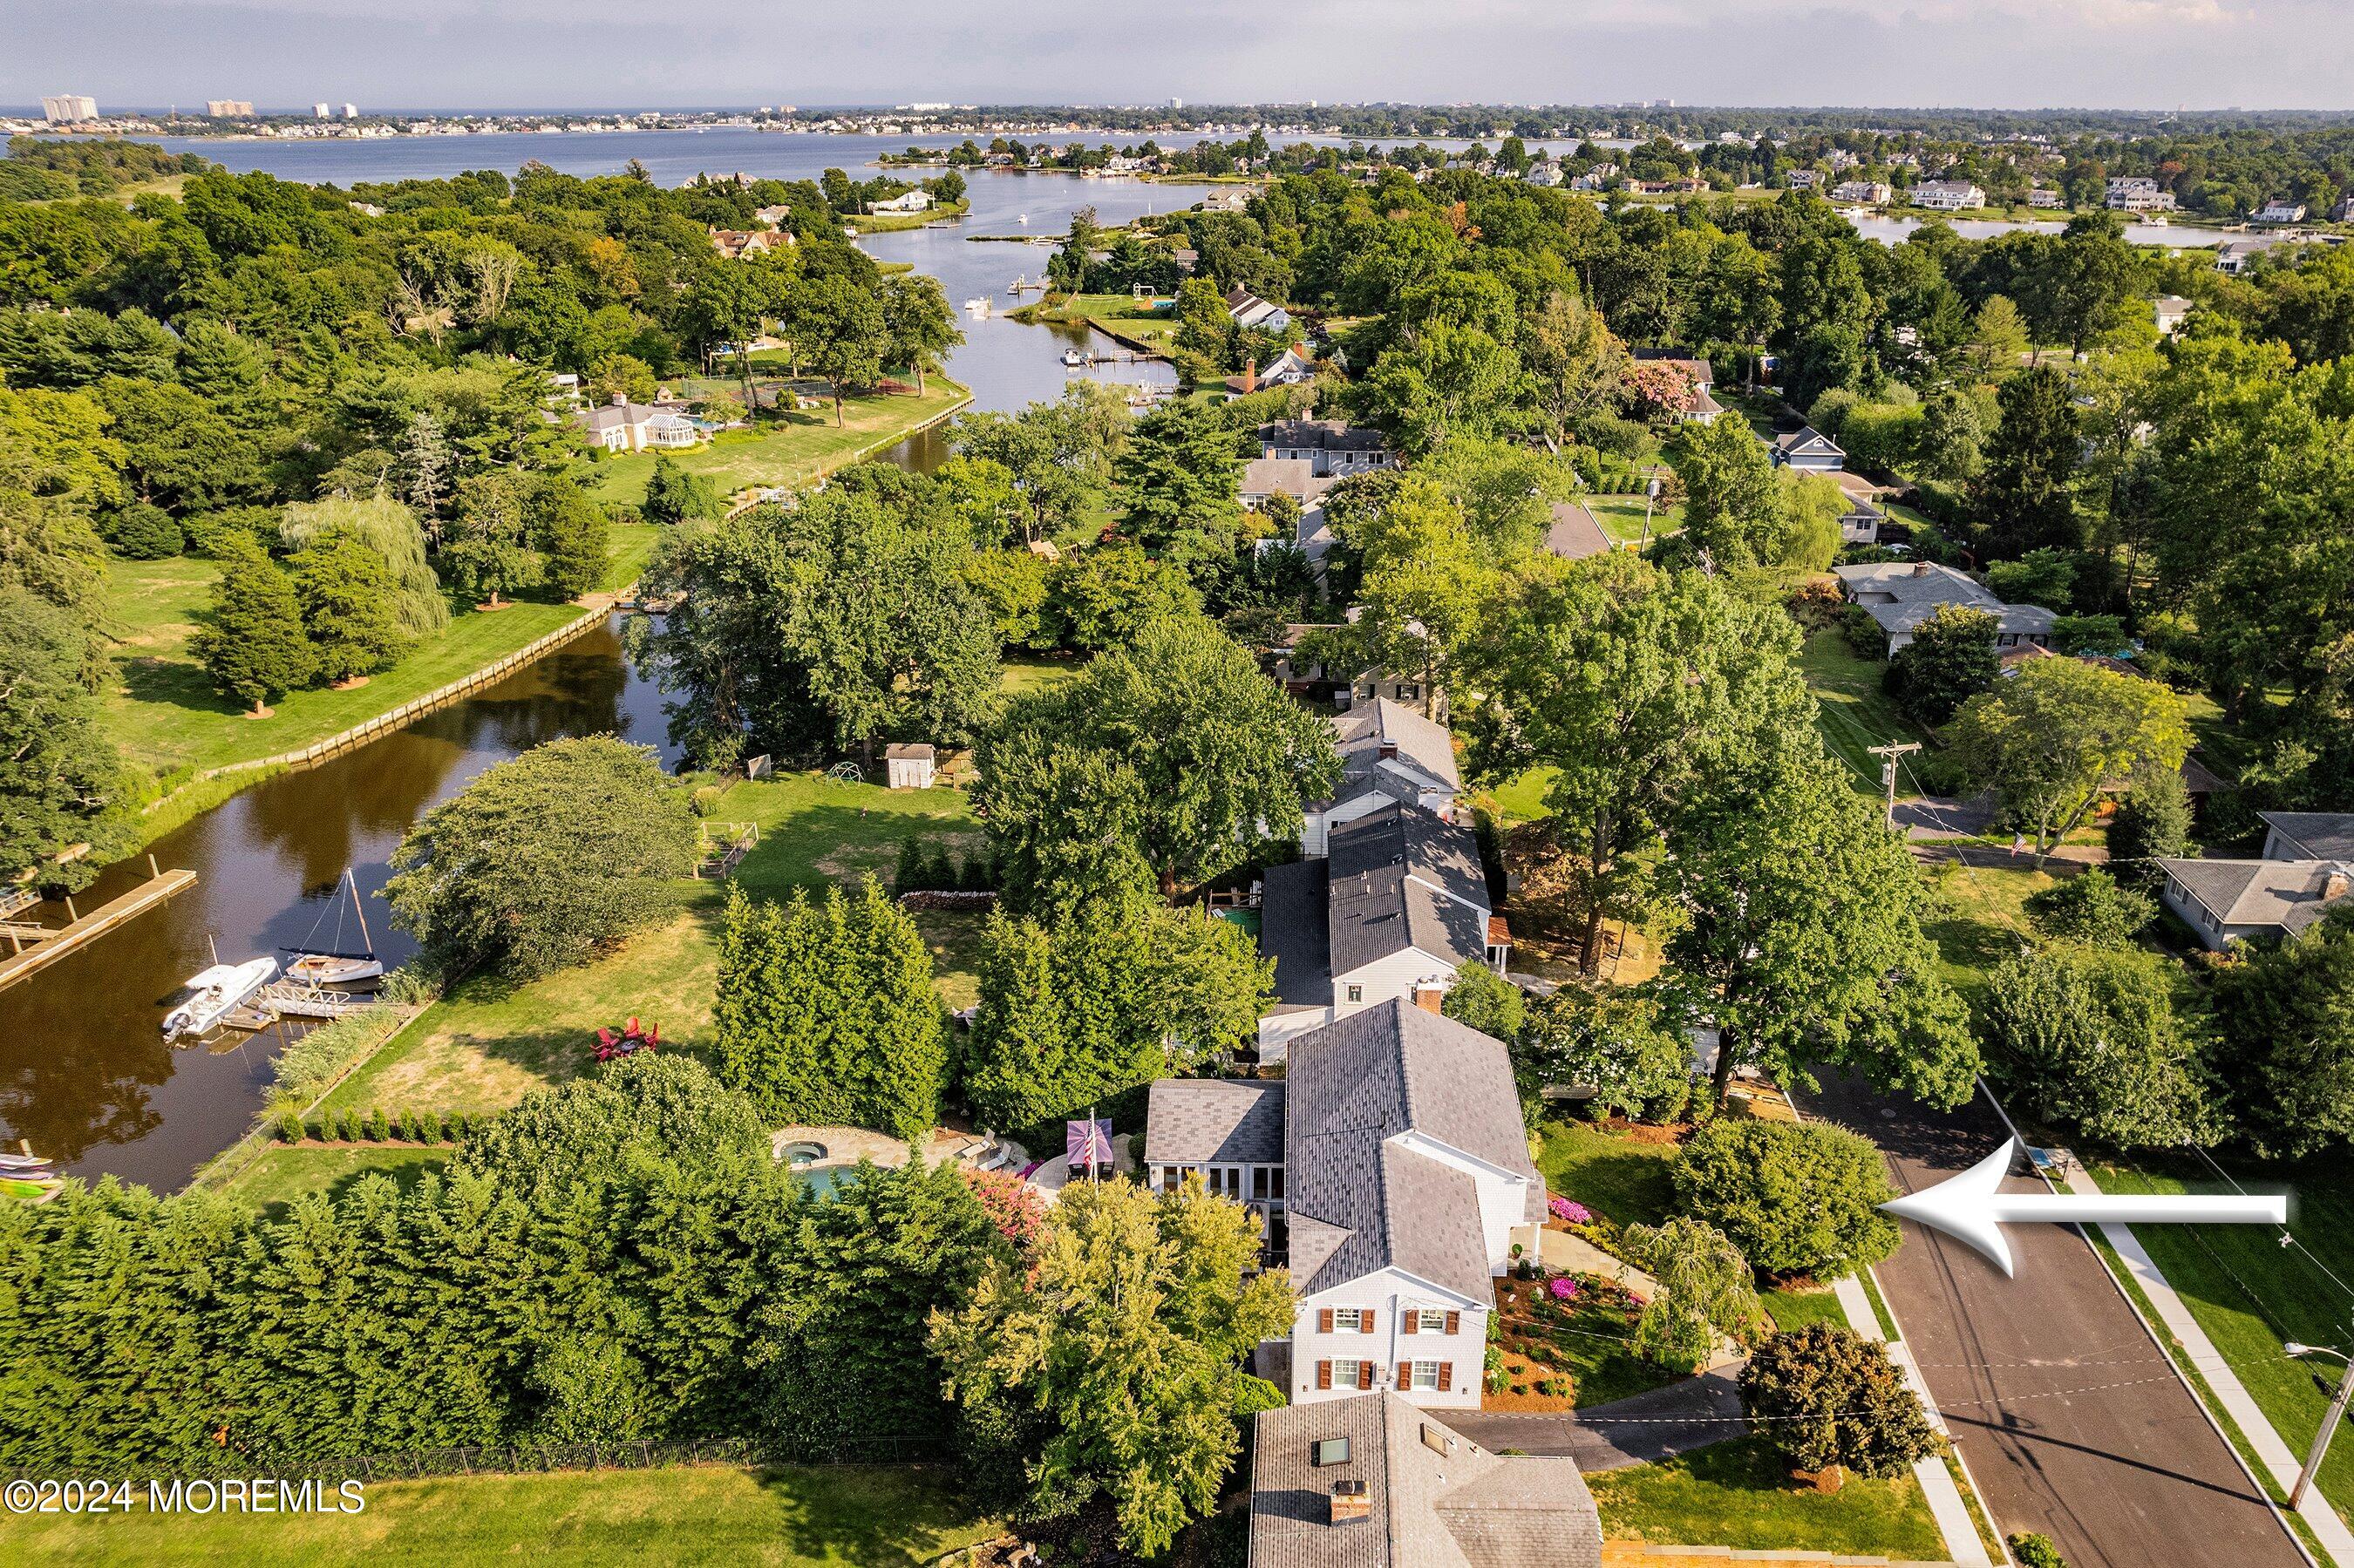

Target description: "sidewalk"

left=2058, top=1157, right=2354, bottom=1565
left=1835, top=1273, right=1996, bottom=1568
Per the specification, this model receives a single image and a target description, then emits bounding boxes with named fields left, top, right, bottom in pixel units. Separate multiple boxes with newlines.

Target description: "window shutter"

left=1362, top=1310, right=1377, bottom=1334
left=1316, top=1360, right=1332, bottom=1390
left=1359, top=1361, right=1376, bottom=1391
left=1394, top=1361, right=1410, bottom=1391
left=1402, top=1312, right=1418, bottom=1335
left=1445, top=1311, right=1460, bottom=1335
left=1438, top=1361, right=1453, bottom=1392
left=1318, top=1308, right=1333, bottom=1334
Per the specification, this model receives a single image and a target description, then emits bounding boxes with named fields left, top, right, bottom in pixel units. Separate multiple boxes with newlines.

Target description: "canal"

left=0, top=140, right=1175, bottom=1191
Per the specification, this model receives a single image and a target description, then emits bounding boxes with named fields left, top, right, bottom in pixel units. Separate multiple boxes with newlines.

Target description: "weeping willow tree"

left=280, top=495, right=447, bottom=636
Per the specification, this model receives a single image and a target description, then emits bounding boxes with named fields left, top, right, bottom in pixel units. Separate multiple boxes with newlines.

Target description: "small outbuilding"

left=884, top=743, right=936, bottom=791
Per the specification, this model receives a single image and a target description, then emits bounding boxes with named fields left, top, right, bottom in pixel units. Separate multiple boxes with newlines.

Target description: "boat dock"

left=0, top=865, right=197, bottom=995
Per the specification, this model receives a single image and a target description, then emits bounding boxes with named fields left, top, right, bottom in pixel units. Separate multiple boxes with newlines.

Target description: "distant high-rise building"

left=313, top=102, right=330, bottom=119
left=42, top=94, right=99, bottom=125
left=204, top=99, right=255, bottom=118
left=1169, top=97, right=1184, bottom=110
left=342, top=103, right=358, bottom=119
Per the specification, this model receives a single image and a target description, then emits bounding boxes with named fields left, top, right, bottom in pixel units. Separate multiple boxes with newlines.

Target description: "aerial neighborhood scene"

left=7, top=5, right=2354, bottom=1566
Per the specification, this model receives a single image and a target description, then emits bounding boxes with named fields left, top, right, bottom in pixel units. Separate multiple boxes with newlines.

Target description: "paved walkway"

left=1446, top=1369, right=1746, bottom=1470
left=2055, top=1152, right=2353, bottom=1565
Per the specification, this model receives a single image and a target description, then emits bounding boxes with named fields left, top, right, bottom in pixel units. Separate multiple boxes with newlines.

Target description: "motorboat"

left=284, top=869, right=384, bottom=988
left=1060, top=348, right=1088, bottom=368
left=161, top=956, right=277, bottom=1041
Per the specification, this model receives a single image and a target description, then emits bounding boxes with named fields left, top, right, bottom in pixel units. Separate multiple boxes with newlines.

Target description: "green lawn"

left=1588, top=1436, right=1945, bottom=1558
left=0, top=1463, right=999, bottom=1567
left=1534, top=1121, right=1678, bottom=1230
left=99, top=559, right=598, bottom=784
left=1583, top=493, right=1683, bottom=545
left=1919, top=859, right=2058, bottom=1012
left=317, top=770, right=990, bottom=1120
left=1026, top=292, right=1183, bottom=352
left=2085, top=1152, right=2354, bottom=1525
left=1800, top=628, right=1933, bottom=797
left=1482, top=765, right=1557, bottom=826
left=212, top=1144, right=452, bottom=1222
left=584, top=381, right=968, bottom=509
left=1764, top=1285, right=1854, bottom=1334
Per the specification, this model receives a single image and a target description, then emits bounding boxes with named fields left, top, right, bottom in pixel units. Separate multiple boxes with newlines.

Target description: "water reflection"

left=0, top=615, right=676, bottom=1190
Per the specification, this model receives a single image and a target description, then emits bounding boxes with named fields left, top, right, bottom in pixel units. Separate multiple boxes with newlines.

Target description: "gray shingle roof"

left=1244, top=458, right=1337, bottom=504
left=1330, top=698, right=1461, bottom=797
left=2160, top=858, right=2354, bottom=936
left=1262, top=858, right=1334, bottom=1006
left=1545, top=502, right=1613, bottom=561
left=1325, top=806, right=1491, bottom=978
left=2262, top=812, right=2354, bottom=863
left=1771, top=424, right=1843, bottom=458
left=1145, top=1078, right=1287, bottom=1165
left=1262, top=419, right=1390, bottom=454
left=1247, top=1393, right=1601, bottom=1568
left=1284, top=1001, right=1541, bottom=1302
left=1834, top=561, right=2058, bottom=640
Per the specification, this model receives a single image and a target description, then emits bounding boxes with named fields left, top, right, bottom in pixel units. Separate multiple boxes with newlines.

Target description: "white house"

left=575, top=397, right=703, bottom=454
left=1834, top=560, right=2058, bottom=653
left=2106, top=177, right=2178, bottom=213
left=1911, top=180, right=1987, bottom=211
left=1833, top=180, right=1894, bottom=205
left=870, top=188, right=933, bottom=214
left=2153, top=295, right=2194, bottom=336
left=1149, top=1001, right=1546, bottom=1412
left=2254, top=200, right=2309, bottom=226
left=1302, top=698, right=1463, bottom=857
left=1228, top=344, right=1315, bottom=394
left=1767, top=424, right=1847, bottom=472
left=2157, top=858, right=2351, bottom=949
left=1246, top=1394, right=1601, bottom=1568
left=1256, top=805, right=1504, bottom=1055
left=1226, top=285, right=1292, bottom=332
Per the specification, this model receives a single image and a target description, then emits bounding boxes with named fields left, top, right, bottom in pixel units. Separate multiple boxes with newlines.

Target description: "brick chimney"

left=1911, top=560, right=1930, bottom=576
left=2325, top=865, right=2351, bottom=901
left=1243, top=358, right=1258, bottom=394
left=1413, top=984, right=1446, bottom=1015
left=1329, top=1480, right=1371, bottom=1524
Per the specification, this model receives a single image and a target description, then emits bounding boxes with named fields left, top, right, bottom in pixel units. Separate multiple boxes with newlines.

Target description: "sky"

left=6, top=0, right=2353, bottom=113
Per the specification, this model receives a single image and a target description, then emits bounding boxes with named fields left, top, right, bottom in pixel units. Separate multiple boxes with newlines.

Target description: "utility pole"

left=1866, top=741, right=1922, bottom=829
left=1638, top=467, right=1661, bottom=549
left=2288, top=1343, right=2354, bottom=1509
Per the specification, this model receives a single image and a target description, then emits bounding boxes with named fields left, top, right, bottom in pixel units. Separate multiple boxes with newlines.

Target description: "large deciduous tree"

left=1887, top=603, right=1997, bottom=727
left=976, top=616, right=1338, bottom=904
left=0, top=588, right=130, bottom=891
left=1989, top=941, right=2218, bottom=1150
left=1740, top=1326, right=1940, bottom=1480
left=383, top=735, right=695, bottom=981
left=1670, top=410, right=1787, bottom=570
left=192, top=533, right=313, bottom=714
left=1947, top=657, right=2189, bottom=866
left=1671, top=1119, right=1900, bottom=1281
left=289, top=527, right=408, bottom=683
left=2210, top=908, right=2354, bottom=1159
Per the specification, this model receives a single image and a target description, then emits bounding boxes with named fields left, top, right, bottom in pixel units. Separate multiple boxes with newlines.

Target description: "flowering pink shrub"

left=1548, top=1197, right=1592, bottom=1225
left=1548, top=1276, right=1579, bottom=1301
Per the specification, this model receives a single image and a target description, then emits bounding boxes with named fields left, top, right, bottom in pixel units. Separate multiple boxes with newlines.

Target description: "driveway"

left=1804, top=1072, right=2305, bottom=1568
left=1446, top=1369, right=1745, bottom=1471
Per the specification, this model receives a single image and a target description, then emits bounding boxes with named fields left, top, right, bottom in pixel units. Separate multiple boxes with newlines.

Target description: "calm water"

left=0, top=135, right=1193, bottom=1192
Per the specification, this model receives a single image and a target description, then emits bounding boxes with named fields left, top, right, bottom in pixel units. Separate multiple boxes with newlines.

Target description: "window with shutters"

left=1413, top=1308, right=1448, bottom=1334
left=1330, top=1359, right=1363, bottom=1390
left=1331, top=1307, right=1367, bottom=1333
left=1409, top=1361, right=1441, bottom=1391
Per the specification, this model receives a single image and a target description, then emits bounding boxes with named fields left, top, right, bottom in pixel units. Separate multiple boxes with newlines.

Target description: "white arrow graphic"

left=1880, top=1138, right=2287, bottom=1277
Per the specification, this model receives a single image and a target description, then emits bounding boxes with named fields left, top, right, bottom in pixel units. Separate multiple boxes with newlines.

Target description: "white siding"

left=1292, top=1266, right=1485, bottom=1409
left=1330, top=949, right=1458, bottom=1020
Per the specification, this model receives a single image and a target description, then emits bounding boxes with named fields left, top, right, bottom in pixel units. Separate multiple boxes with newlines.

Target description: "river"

left=0, top=133, right=1178, bottom=1191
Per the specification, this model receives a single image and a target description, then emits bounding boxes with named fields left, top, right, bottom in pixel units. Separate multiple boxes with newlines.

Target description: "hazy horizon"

left=6, top=0, right=2352, bottom=117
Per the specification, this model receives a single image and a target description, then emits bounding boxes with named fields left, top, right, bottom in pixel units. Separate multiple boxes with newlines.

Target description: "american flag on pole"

left=1066, top=1118, right=1113, bottom=1169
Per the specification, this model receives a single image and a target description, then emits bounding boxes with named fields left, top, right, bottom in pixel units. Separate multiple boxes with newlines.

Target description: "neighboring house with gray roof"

left=1544, top=501, right=1614, bottom=561
left=1145, top=1077, right=1289, bottom=1242
left=1260, top=419, right=1394, bottom=478
left=2157, top=857, right=2354, bottom=949
left=1834, top=560, right=2058, bottom=653
left=2261, top=812, right=2354, bottom=865
left=1247, top=1393, right=1601, bottom=1567
left=1258, top=805, right=1507, bottom=1056
left=1303, top=699, right=1463, bottom=856
left=1768, top=424, right=1846, bottom=472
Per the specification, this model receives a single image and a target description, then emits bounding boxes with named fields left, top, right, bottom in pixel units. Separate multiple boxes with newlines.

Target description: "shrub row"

left=276, top=1107, right=480, bottom=1146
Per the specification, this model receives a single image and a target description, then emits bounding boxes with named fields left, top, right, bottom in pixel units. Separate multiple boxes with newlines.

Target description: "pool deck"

left=770, top=1123, right=990, bottom=1177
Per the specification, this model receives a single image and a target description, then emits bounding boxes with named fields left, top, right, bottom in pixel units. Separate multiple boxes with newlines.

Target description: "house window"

left=1331, top=1307, right=1368, bottom=1333
left=1330, top=1358, right=1364, bottom=1388
left=1409, top=1361, right=1442, bottom=1391
left=1414, top=1308, right=1448, bottom=1334
left=1253, top=1166, right=1286, bottom=1201
left=1398, top=684, right=1419, bottom=703
left=1207, top=1167, right=1240, bottom=1198
left=1345, top=985, right=1364, bottom=1004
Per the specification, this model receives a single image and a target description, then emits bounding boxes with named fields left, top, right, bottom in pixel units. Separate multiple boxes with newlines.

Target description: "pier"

left=0, top=865, right=198, bottom=994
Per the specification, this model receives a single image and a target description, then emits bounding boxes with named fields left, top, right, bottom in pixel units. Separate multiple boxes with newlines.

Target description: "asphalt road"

left=1805, top=1071, right=2306, bottom=1568
left=1447, top=1369, right=1745, bottom=1470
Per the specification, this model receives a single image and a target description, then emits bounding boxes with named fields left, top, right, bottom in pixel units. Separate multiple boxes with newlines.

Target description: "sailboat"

left=162, top=955, right=277, bottom=1041
left=285, top=869, right=385, bottom=988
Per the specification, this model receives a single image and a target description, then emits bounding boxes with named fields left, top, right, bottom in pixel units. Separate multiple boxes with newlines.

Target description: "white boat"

left=0, top=1151, right=51, bottom=1171
left=161, top=957, right=277, bottom=1040
left=1061, top=349, right=1088, bottom=368
left=284, top=869, right=384, bottom=988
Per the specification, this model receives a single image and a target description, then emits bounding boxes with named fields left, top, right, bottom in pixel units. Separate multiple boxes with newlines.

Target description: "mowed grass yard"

left=212, top=1144, right=452, bottom=1224
left=1583, top=493, right=1683, bottom=545
left=1589, top=1436, right=1945, bottom=1559
left=1037, top=293, right=1183, bottom=351
left=583, top=381, right=968, bottom=510
left=99, top=525, right=659, bottom=783
left=316, top=770, right=990, bottom=1123
left=0, top=1464, right=1000, bottom=1568
left=2086, top=1152, right=2354, bottom=1524
left=1800, top=628, right=1933, bottom=798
